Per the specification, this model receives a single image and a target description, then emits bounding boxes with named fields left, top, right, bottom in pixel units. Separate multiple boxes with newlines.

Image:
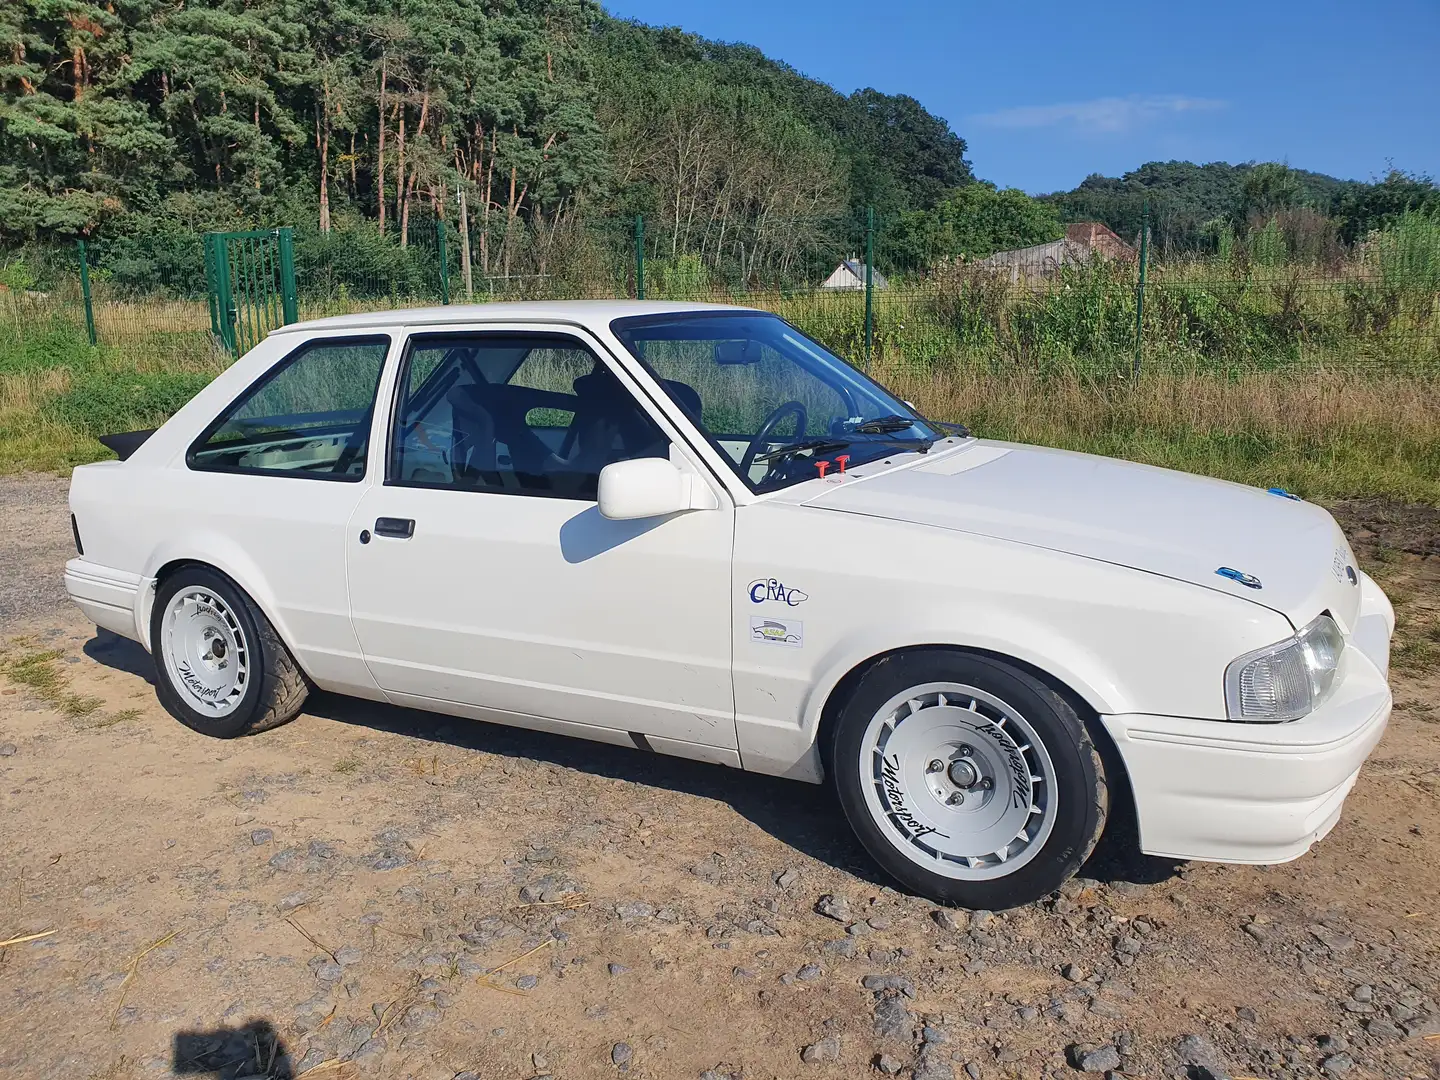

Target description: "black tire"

left=830, top=649, right=1107, bottom=910
left=150, top=566, right=309, bottom=738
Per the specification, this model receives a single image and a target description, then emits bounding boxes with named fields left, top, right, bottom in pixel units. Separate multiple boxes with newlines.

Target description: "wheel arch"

left=813, top=642, right=1136, bottom=851
left=141, top=543, right=297, bottom=668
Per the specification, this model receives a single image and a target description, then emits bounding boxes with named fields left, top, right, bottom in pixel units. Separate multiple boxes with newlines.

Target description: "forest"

left=8, top=0, right=1436, bottom=287
left=1, top=0, right=982, bottom=280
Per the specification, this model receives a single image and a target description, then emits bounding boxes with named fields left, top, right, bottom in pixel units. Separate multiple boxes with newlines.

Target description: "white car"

left=64, top=301, right=1394, bottom=909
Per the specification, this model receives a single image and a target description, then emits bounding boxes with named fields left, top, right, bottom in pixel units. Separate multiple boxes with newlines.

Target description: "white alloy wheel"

left=159, top=588, right=250, bottom=716
left=858, top=681, right=1059, bottom=881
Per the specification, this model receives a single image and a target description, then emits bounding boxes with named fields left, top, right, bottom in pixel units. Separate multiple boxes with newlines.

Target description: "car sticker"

left=750, top=617, right=803, bottom=648
left=747, top=577, right=808, bottom=606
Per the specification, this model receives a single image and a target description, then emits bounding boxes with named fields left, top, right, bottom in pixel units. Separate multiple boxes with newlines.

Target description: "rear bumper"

left=64, top=558, right=145, bottom=642
left=1101, top=571, right=1394, bottom=865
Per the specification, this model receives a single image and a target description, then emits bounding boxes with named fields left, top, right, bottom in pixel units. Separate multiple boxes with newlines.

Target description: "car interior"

left=392, top=334, right=687, bottom=500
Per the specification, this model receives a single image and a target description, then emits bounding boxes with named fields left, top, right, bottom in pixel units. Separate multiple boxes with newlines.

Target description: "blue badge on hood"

left=1266, top=487, right=1302, bottom=501
left=1216, top=567, right=1263, bottom=589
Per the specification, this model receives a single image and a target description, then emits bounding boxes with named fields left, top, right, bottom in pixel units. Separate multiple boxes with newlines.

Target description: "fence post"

left=864, top=206, right=875, bottom=366
left=634, top=214, right=645, bottom=300
left=276, top=227, right=299, bottom=325
left=436, top=219, right=451, bottom=304
left=77, top=240, right=98, bottom=346
left=1132, top=199, right=1149, bottom=379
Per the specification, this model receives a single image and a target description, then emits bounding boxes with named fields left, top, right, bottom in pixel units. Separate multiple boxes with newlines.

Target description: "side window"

left=389, top=333, right=668, bottom=500
left=189, top=336, right=389, bottom=479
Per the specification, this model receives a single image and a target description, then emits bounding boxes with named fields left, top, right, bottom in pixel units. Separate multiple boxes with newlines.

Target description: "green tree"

left=1331, top=169, right=1440, bottom=243
left=886, top=182, right=1063, bottom=267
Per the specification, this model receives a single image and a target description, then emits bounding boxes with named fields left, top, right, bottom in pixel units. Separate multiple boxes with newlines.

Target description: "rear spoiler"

left=97, top=429, right=155, bottom=461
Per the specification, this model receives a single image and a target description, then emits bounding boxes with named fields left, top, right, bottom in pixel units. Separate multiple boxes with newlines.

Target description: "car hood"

left=802, top=439, right=1361, bottom=630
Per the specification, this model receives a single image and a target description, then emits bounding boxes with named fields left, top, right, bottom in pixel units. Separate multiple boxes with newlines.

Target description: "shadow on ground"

left=83, top=628, right=155, bottom=683
left=172, top=1019, right=294, bottom=1079
left=87, top=629, right=1178, bottom=895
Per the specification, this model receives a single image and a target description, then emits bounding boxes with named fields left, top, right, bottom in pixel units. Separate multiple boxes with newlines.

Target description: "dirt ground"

left=2, top=478, right=1439, bottom=1080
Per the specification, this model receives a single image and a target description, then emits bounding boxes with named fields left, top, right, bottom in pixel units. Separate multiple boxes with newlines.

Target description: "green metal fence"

left=3, top=210, right=1439, bottom=380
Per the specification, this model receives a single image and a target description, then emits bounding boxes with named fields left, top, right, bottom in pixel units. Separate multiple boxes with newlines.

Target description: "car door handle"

left=373, top=517, right=416, bottom=539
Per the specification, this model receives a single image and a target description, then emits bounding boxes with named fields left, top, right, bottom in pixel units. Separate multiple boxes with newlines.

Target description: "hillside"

left=0, top=0, right=969, bottom=262
left=1041, top=160, right=1438, bottom=253
left=2, top=0, right=1435, bottom=277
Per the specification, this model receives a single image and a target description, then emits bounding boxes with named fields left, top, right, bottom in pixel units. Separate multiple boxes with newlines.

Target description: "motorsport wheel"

left=150, top=566, right=309, bottom=738
left=831, top=649, right=1107, bottom=909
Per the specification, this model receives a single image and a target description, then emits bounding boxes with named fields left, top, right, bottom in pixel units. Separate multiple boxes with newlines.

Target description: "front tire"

left=831, top=650, right=1106, bottom=909
left=150, top=567, right=309, bottom=738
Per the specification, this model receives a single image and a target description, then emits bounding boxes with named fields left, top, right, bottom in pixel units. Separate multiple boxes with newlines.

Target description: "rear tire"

left=830, top=649, right=1106, bottom=909
left=150, top=567, right=309, bottom=738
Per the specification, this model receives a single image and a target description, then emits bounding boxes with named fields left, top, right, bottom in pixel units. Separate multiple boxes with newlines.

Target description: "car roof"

left=274, top=299, right=761, bottom=336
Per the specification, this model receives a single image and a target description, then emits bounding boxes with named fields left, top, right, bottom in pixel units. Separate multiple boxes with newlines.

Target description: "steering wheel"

left=740, top=401, right=808, bottom=477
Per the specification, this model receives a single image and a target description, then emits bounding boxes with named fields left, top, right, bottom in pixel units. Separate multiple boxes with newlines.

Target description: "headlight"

left=1224, top=614, right=1344, bottom=722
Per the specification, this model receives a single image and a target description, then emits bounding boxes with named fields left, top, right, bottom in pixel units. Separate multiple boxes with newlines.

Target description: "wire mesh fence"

left=3, top=211, right=1438, bottom=380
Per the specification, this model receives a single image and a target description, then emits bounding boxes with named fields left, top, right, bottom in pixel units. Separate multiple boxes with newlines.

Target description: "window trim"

left=186, top=333, right=392, bottom=482
left=383, top=328, right=668, bottom=501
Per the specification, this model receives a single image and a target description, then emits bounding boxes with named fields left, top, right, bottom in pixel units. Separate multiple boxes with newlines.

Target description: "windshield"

left=611, top=312, right=951, bottom=493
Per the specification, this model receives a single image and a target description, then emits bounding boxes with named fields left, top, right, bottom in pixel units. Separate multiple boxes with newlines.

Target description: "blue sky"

left=602, top=0, right=1440, bottom=194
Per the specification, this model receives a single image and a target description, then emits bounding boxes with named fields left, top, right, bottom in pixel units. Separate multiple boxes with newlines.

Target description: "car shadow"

left=83, top=630, right=1178, bottom=897
left=83, top=627, right=155, bottom=684
left=303, top=689, right=1179, bottom=894
left=172, top=1018, right=293, bottom=1079
left=299, top=689, right=893, bottom=889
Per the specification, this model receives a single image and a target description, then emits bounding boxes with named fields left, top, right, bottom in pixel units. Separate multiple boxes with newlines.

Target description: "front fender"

left=738, top=611, right=1126, bottom=783
left=732, top=504, right=1293, bottom=782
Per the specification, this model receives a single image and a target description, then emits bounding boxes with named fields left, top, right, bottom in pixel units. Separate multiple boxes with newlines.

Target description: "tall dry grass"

left=882, top=365, right=1440, bottom=503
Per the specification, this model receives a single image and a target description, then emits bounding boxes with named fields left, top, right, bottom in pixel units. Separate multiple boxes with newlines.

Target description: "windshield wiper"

left=755, top=433, right=934, bottom=464
left=927, top=419, right=972, bottom=438
left=755, top=438, right=850, bottom=463
left=849, top=414, right=919, bottom=434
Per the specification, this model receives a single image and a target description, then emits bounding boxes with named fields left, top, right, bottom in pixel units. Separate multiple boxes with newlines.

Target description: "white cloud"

left=971, top=94, right=1226, bottom=135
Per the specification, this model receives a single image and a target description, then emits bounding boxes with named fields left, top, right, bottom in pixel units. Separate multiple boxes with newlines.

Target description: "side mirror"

left=597, top=458, right=716, bottom=520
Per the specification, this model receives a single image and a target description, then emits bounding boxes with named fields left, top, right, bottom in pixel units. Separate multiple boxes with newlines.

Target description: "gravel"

left=800, top=1036, right=840, bottom=1064
left=0, top=474, right=71, bottom=633
left=1175, top=1033, right=1226, bottom=1073
left=1071, top=1044, right=1121, bottom=1072
left=872, top=996, right=914, bottom=1041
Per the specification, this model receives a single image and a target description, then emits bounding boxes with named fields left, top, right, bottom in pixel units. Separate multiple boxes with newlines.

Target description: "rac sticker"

left=748, top=577, right=808, bottom=606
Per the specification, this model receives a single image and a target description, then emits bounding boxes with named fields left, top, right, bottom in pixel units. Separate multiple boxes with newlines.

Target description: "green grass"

left=0, top=318, right=225, bottom=472
left=3, top=266, right=1439, bottom=502
left=0, top=647, right=105, bottom=719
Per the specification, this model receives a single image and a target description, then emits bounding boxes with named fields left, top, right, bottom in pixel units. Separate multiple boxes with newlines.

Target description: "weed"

left=2, top=649, right=67, bottom=696
left=90, top=708, right=143, bottom=729
left=62, top=694, right=104, bottom=719
left=1392, top=611, right=1440, bottom=676
left=2, top=648, right=110, bottom=721
left=333, top=756, right=362, bottom=775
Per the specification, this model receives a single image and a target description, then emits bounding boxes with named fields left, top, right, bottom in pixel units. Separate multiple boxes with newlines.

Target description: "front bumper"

left=1101, top=571, right=1394, bottom=865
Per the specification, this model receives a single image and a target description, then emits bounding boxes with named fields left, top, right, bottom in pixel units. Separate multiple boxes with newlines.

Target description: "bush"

left=44, top=369, right=213, bottom=435
left=0, top=318, right=95, bottom=376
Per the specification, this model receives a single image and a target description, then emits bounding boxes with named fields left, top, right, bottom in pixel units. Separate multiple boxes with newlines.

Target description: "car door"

left=345, top=326, right=738, bottom=756
left=172, top=332, right=394, bottom=696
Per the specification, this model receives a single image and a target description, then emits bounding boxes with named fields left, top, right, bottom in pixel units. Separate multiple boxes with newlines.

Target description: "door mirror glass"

left=598, top=458, right=695, bottom=520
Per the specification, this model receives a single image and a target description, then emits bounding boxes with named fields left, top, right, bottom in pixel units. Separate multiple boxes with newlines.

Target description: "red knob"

left=815, top=460, right=831, bottom=478
left=835, top=454, right=851, bottom=473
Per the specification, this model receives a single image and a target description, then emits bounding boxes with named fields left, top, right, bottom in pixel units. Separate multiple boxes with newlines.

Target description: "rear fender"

left=139, top=533, right=291, bottom=655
